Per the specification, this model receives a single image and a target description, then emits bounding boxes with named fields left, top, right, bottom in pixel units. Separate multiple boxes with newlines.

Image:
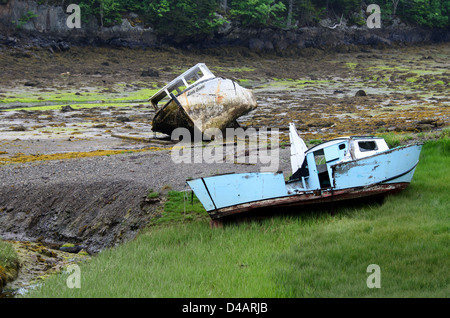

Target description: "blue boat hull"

left=332, top=144, right=421, bottom=189
left=187, top=144, right=422, bottom=221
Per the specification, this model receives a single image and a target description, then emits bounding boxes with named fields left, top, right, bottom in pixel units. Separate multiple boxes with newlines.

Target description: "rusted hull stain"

left=209, top=183, right=408, bottom=220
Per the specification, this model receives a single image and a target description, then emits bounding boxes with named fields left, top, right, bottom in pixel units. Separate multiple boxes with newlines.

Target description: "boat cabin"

left=289, top=136, right=389, bottom=191
left=149, top=63, right=215, bottom=109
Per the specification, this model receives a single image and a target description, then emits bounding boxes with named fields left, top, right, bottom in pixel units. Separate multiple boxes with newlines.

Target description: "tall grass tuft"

left=0, top=240, right=18, bottom=269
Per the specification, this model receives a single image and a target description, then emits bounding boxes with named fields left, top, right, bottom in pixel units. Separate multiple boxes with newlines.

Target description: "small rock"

left=141, top=68, right=159, bottom=77
left=355, top=90, right=367, bottom=96
left=59, top=245, right=85, bottom=253
left=10, top=125, right=26, bottom=131
left=61, top=105, right=75, bottom=112
left=45, top=258, right=57, bottom=265
left=116, top=116, right=131, bottom=123
left=59, top=42, right=70, bottom=52
left=77, top=249, right=89, bottom=256
left=248, top=38, right=265, bottom=53
left=24, top=81, right=40, bottom=87
left=416, top=119, right=437, bottom=126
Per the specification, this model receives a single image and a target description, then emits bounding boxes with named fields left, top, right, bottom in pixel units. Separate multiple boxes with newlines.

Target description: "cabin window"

left=314, top=149, right=326, bottom=165
left=339, top=144, right=346, bottom=150
left=358, top=141, right=378, bottom=152
left=313, top=150, right=331, bottom=188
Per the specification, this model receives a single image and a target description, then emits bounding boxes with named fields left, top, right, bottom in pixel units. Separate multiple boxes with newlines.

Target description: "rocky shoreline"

left=0, top=0, right=449, bottom=53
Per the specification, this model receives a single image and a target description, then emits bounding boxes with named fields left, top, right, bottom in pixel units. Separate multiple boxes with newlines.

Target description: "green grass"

left=151, top=190, right=209, bottom=225
left=24, top=139, right=449, bottom=298
left=0, top=240, right=18, bottom=269
left=376, top=132, right=414, bottom=148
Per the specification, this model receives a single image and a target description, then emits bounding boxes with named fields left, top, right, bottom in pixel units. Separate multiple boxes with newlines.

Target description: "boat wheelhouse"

left=150, top=63, right=257, bottom=137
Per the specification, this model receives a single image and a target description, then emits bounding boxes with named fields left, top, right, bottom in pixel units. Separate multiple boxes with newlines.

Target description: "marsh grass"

left=150, top=190, right=209, bottom=225
left=0, top=240, right=18, bottom=269
left=25, top=140, right=449, bottom=298
left=377, top=132, right=414, bottom=148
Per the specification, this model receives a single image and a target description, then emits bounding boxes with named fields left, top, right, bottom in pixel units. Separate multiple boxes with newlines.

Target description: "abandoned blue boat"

left=187, top=123, right=422, bottom=223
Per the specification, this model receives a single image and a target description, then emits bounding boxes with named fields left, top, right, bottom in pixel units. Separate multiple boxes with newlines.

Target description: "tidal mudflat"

left=0, top=44, right=448, bottom=160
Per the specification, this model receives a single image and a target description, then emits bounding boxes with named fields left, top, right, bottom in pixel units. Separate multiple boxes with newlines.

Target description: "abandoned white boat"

left=150, top=63, right=257, bottom=137
left=187, top=123, right=423, bottom=223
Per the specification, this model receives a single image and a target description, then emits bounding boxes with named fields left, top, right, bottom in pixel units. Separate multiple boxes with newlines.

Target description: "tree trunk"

left=392, top=0, right=400, bottom=16
left=220, top=0, right=228, bottom=13
left=286, top=0, right=293, bottom=28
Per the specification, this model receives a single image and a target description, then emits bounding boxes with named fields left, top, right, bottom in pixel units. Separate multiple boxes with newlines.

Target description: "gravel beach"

left=0, top=137, right=291, bottom=252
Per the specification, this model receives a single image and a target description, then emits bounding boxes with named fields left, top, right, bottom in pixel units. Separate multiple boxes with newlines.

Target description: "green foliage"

left=0, top=240, right=18, bottom=269
left=147, top=189, right=160, bottom=199
left=376, top=132, right=413, bottom=148
left=142, top=0, right=226, bottom=38
left=230, top=0, right=286, bottom=27
left=370, top=0, right=449, bottom=27
left=402, top=0, right=449, bottom=28
left=295, top=0, right=326, bottom=25
left=101, top=0, right=123, bottom=26
left=78, top=0, right=122, bottom=26
left=325, top=0, right=361, bottom=16
left=70, top=0, right=448, bottom=35
left=12, top=10, right=38, bottom=29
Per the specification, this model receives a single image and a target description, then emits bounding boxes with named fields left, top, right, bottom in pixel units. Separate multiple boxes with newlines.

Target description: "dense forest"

left=72, top=0, right=449, bottom=37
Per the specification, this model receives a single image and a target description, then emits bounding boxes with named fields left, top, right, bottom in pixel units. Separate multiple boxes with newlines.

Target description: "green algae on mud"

left=0, top=87, right=158, bottom=111
left=0, top=146, right=168, bottom=165
left=2, top=102, right=153, bottom=112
